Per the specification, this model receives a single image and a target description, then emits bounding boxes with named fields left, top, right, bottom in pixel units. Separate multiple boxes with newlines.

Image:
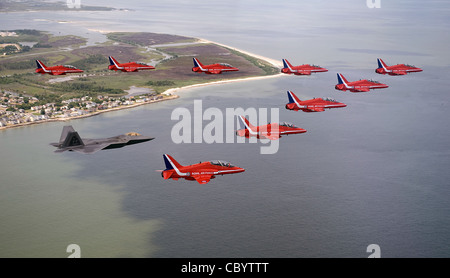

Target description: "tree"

left=40, top=108, right=45, bottom=115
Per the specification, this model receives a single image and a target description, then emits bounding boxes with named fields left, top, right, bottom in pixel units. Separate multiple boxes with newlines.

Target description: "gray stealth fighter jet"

left=51, top=125, right=154, bottom=154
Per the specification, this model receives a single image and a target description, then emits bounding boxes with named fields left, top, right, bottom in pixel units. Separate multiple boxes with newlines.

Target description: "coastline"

left=1, top=36, right=282, bottom=131
left=162, top=73, right=283, bottom=96
left=197, top=38, right=283, bottom=68
left=0, top=95, right=179, bottom=131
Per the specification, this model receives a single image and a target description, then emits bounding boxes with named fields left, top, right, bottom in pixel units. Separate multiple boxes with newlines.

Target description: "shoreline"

left=1, top=35, right=283, bottom=131
left=0, top=95, right=179, bottom=131
left=197, top=38, right=283, bottom=68
left=162, top=73, right=283, bottom=96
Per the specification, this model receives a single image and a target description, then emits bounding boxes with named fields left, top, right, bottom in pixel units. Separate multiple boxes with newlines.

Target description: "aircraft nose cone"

left=234, top=167, right=245, bottom=173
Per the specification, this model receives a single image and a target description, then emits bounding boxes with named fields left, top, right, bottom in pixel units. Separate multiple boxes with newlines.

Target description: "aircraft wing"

left=393, top=71, right=407, bottom=75
left=354, top=87, right=370, bottom=92
left=73, top=143, right=110, bottom=154
left=193, top=175, right=213, bottom=184
left=307, top=106, right=325, bottom=112
left=209, top=69, right=222, bottom=74
left=53, top=71, right=66, bottom=75
left=260, top=134, right=281, bottom=140
left=296, top=71, right=311, bottom=75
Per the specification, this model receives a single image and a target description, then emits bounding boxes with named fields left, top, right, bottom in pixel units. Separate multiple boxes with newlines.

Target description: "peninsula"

left=0, top=30, right=280, bottom=130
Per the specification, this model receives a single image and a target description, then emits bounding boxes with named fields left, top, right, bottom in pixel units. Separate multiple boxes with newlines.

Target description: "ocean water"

left=0, top=0, right=449, bottom=258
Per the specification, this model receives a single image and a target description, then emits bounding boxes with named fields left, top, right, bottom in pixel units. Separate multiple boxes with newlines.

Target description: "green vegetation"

left=227, top=48, right=279, bottom=75
left=0, top=76, right=16, bottom=84
left=146, top=80, right=176, bottom=86
left=52, top=82, right=124, bottom=96
left=0, top=59, right=38, bottom=71
left=70, top=54, right=109, bottom=71
left=0, top=31, right=279, bottom=110
left=33, top=43, right=52, bottom=48
left=0, top=29, right=44, bottom=44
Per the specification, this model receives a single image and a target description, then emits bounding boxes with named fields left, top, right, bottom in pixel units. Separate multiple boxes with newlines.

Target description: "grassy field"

left=0, top=31, right=279, bottom=102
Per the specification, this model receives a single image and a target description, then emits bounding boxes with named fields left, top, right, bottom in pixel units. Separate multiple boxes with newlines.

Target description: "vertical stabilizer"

left=60, top=126, right=84, bottom=147
left=193, top=58, right=205, bottom=70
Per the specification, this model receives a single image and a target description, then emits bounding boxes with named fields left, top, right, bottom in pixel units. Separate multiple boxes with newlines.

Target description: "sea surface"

left=0, top=0, right=449, bottom=258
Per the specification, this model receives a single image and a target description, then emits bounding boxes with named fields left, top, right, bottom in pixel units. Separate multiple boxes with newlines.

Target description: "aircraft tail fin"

left=377, top=58, right=388, bottom=70
left=109, top=56, right=120, bottom=67
left=59, top=126, right=84, bottom=148
left=287, top=90, right=301, bottom=104
left=193, top=58, right=205, bottom=70
left=238, top=115, right=258, bottom=134
left=36, top=60, right=50, bottom=72
left=163, top=154, right=183, bottom=171
left=337, top=73, right=350, bottom=85
left=282, top=59, right=294, bottom=70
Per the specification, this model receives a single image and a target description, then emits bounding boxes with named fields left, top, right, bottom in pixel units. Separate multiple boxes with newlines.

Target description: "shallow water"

left=0, top=0, right=449, bottom=257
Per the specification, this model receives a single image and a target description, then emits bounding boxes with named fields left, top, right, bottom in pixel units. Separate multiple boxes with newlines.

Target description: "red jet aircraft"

left=376, top=58, right=423, bottom=76
left=281, top=59, right=328, bottom=75
left=35, top=60, right=83, bottom=75
left=192, top=58, right=239, bottom=74
left=285, top=91, right=347, bottom=112
left=335, top=73, right=388, bottom=92
left=161, top=154, right=245, bottom=184
left=108, top=56, right=155, bottom=72
left=236, top=115, right=306, bottom=140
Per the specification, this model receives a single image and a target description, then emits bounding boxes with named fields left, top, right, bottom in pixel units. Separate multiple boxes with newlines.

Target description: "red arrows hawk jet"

left=285, top=91, right=347, bottom=112
left=236, top=115, right=306, bottom=140
left=161, top=154, right=245, bottom=184
left=35, top=60, right=83, bottom=75
left=108, top=56, right=155, bottom=72
left=375, top=58, right=423, bottom=76
left=281, top=59, right=328, bottom=75
left=335, top=73, right=388, bottom=93
left=192, top=58, right=239, bottom=74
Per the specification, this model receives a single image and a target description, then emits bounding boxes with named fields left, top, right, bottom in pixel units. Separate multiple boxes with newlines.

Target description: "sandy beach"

left=162, top=73, right=283, bottom=96
left=197, top=38, right=283, bottom=68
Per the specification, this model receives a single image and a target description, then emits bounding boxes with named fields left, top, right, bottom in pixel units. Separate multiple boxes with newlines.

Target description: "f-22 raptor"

left=51, top=126, right=154, bottom=154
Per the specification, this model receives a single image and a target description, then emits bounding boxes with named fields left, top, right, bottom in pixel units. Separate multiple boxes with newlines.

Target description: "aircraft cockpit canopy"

left=219, top=63, right=233, bottom=68
left=279, top=122, right=297, bottom=128
left=210, top=160, right=235, bottom=168
left=125, top=132, right=142, bottom=136
left=322, top=97, right=337, bottom=102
